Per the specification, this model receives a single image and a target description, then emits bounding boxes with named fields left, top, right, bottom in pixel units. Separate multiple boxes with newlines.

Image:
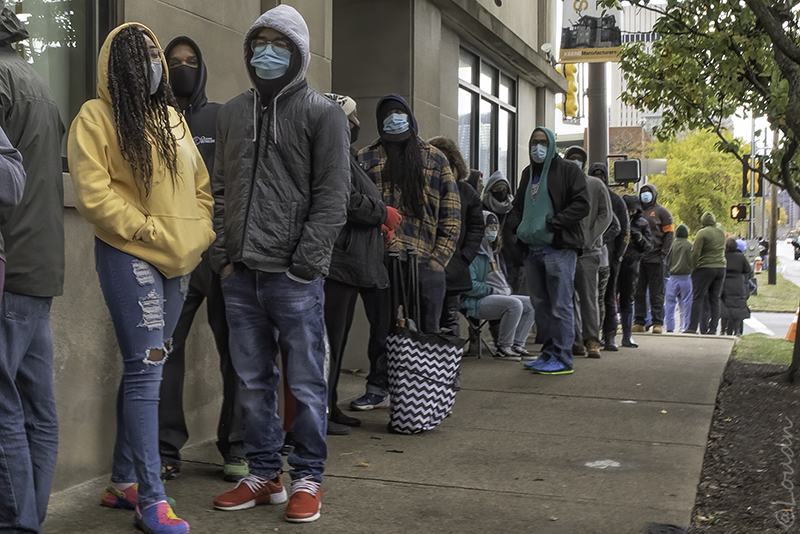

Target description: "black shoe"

left=331, top=407, right=361, bottom=427
left=327, top=420, right=350, bottom=436
left=281, top=432, right=295, bottom=456
left=160, top=463, right=181, bottom=481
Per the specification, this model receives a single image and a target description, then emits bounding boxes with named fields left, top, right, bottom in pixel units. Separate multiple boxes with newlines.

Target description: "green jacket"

left=667, top=237, right=694, bottom=275
left=692, top=212, right=727, bottom=269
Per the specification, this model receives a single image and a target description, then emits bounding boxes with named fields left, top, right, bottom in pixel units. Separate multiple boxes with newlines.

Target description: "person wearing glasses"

left=68, top=23, right=216, bottom=534
left=507, top=127, right=590, bottom=375
left=210, top=6, right=349, bottom=523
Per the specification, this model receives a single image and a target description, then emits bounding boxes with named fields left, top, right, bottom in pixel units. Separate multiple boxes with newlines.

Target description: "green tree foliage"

left=646, top=130, right=745, bottom=235
left=597, top=0, right=800, bottom=207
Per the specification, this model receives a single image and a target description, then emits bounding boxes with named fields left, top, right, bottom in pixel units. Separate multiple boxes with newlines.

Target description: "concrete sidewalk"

left=43, top=333, right=732, bottom=534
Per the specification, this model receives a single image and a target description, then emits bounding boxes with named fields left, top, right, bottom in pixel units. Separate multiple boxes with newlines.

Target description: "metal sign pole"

left=750, top=115, right=756, bottom=239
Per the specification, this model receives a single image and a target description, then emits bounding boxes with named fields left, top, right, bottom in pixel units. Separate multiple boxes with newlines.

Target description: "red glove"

left=384, top=206, right=402, bottom=231
left=382, top=224, right=395, bottom=245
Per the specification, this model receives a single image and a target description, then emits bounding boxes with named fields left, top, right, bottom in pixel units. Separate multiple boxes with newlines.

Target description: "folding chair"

left=462, top=312, right=495, bottom=358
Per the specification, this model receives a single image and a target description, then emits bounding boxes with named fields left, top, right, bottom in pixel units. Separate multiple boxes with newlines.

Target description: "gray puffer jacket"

left=210, top=6, right=350, bottom=281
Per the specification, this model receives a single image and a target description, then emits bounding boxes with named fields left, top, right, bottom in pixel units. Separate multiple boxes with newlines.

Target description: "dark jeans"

left=361, top=286, right=391, bottom=397
left=617, top=258, right=640, bottom=314
left=602, top=257, right=621, bottom=335
left=414, top=262, right=447, bottom=334
left=221, top=265, right=327, bottom=482
left=439, top=294, right=461, bottom=336
left=0, top=259, right=5, bottom=300
left=635, top=262, right=665, bottom=326
left=689, top=268, right=726, bottom=334
left=95, top=238, right=188, bottom=509
left=598, top=264, right=611, bottom=333
left=159, top=274, right=245, bottom=465
left=0, top=293, right=57, bottom=533
left=524, top=247, right=578, bottom=367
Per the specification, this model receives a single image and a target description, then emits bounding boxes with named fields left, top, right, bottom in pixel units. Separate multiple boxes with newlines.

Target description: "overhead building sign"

left=560, top=0, right=623, bottom=63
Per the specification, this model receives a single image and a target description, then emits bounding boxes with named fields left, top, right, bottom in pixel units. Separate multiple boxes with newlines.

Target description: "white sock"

left=109, top=481, right=135, bottom=491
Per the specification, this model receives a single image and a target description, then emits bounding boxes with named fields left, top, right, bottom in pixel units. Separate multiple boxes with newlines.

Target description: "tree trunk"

left=790, top=305, right=800, bottom=383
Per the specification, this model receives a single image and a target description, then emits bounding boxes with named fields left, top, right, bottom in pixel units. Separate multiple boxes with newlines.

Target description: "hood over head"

left=244, top=5, right=310, bottom=94
left=479, top=210, right=500, bottom=257
left=676, top=224, right=689, bottom=239
left=467, top=169, right=482, bottom=191
left=564, top=146, right=587, bottom=169
left=0, top=4, right=26, bottom=46
left=482, top=170, right=514, bottom=215
left=484, top=171, right=509, bottom=193
left=588, top=162, right=609, bottom=184
left=639, top=183, right=657, bottom=207
left=376, top=93, right=418, bottom=142
left=428, top=136, right=468, bottom=181
left=701, top=211, right=716, bottom=227
left=164, top=36, right=209, bottom=109
left=529, top=127, right=557, bottom=167
left=623, top=194, right=642, bottom=214
left=97, top=23, right=166, bottom=106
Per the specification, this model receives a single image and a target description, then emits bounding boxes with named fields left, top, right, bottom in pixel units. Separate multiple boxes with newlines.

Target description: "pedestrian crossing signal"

left=730, top=204, right=747, bottom=221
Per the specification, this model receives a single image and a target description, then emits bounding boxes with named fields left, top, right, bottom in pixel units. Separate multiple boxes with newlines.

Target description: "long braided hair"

left=107, top=26, right=181, bottom=197
left=384, top=135, right=427, bottom=221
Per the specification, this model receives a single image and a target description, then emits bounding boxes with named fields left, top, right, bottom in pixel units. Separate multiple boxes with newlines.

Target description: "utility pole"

left=762, top=128, right=768, bottom=238
left=586, top=63, right=608, bottom=172
left=749, top=115, right=756, bottom=239
left=769, top=129, right=779, bottom=285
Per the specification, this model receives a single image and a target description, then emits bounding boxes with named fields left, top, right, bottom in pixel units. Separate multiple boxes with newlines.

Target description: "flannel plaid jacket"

left=357, top=138, right=461, bottom=270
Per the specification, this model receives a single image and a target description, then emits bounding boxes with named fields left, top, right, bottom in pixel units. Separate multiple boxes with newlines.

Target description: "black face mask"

left=350, top=124, right=360, bottom=145
left=492, top=189, right=509, bottom=202
left=170, top=65, right=199, bottom=98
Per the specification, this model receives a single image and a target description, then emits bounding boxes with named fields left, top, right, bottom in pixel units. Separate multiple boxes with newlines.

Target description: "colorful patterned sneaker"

left=223, top=458, right=249, bottom=482
left=349, top=393, right=390, bottom=411
left=101, top=483, right=138, bottom=510
left=214, top=474, right=288, bottom=511
left=285, top=477, right=322, bottom=523
left=532, top=360, right=574, bottom=375
left=134, top=502, right=189, bottom=534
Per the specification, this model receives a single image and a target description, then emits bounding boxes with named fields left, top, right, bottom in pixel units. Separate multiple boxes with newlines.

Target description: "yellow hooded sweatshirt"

left=67, top=23, right=215, bottom=279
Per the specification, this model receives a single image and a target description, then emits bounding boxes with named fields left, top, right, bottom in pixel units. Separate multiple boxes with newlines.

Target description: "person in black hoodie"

left=156, top=36, right=248, bottom=483
left=588, top=163, right=629, bottom=350
left=619, top=195, right=653, bottom=347
left=321, top=93, right=399, bottom=435
left=428, top=136, right=485, bottom=335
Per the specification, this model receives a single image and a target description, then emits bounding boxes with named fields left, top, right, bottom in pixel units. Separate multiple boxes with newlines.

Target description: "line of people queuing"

left=0, top=4, right=755, bottom=534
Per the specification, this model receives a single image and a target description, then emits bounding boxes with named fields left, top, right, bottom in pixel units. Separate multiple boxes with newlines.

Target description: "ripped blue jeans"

left=95, top=238, right=189, bottom=509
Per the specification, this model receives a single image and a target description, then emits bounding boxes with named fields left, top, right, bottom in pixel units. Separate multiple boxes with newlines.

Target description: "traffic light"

left=730, top=204, right=747, bottom=221
left=564, top=63, right=578, bottom=118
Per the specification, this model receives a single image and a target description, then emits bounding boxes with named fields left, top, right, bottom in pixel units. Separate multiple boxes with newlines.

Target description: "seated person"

left=460, top=211, right=535, bottom=361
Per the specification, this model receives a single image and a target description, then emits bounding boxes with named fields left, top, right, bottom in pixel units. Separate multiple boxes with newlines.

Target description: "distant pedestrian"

left=210, top=6, right=350, bottom=523
left=509, top=127, right=590, bottom=375
left=69, top=23, right=216, bottom=533
left=461, top=211, right=535, bottom=361
left=619, top=195, right=653, bottom=347
left=686, top=212, right=727, bottom=335
left=633, top=184, right=674, bottom=334
left=0, top=4, right=64, bottom=531
left=664, top=224, right=693, bottom=332
left=157, top=35, right=248, bottom=484
left=720, top=237, right=752, bottom=335
left=564, top=147, right=612, bottom=358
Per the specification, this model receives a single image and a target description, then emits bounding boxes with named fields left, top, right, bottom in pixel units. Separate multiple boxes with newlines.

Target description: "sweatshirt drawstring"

left=273, top=98, right=277, bottom=145
left=252, top=91, right=258, bottom=143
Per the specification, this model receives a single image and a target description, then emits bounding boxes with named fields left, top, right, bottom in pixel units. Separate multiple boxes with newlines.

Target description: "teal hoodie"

left=692, top=212, right=727, bottom=269
left=516, top=127, right=556, bottom=248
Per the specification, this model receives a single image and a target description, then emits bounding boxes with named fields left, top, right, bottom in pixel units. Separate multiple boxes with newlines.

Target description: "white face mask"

left=149, top=61, right=162, bottom=96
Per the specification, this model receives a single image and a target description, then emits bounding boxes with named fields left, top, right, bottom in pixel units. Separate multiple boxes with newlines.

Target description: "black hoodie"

left=588, top=162, right=629, bottom=262
left=638, top=183, right=674, bottom=264
left=164, top=36, right=220, bottom=175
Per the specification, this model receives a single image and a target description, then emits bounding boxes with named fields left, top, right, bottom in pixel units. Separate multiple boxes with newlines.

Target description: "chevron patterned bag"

left=385, top=250, right=465, bottom=434
left=386, top=329, right=464, bottom=434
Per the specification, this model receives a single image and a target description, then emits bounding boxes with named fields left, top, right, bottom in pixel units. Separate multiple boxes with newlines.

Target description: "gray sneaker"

left=494, top=346, right=522, bottom=362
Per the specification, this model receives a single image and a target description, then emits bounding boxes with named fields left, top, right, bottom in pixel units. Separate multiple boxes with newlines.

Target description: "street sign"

left=560, top=1, right=624, bottom=63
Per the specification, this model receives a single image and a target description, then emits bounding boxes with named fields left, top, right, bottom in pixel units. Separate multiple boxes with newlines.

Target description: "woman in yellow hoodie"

left=68, top=23, right=214, bottom=534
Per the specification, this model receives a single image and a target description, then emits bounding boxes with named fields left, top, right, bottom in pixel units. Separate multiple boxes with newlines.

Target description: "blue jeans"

left=524, top=247, right=578, bottom=368
left=664, top=274, right=692, bottom=332
left=221, top=265, right=327, bottom=482
left=95, top=238, right=188, bottom=509
left=0, top=293, right=57, bottom=533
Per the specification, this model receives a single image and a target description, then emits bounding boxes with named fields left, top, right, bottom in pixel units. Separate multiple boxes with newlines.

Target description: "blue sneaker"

left=532, top=360, right=574, bottom=375
left=524, top=356, right=552, bottom=370
left=349, top=393, right=390, bottom=411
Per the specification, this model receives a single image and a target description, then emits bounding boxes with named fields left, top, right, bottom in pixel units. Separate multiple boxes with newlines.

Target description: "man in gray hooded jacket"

left=211, top=5, right=349, bottom=523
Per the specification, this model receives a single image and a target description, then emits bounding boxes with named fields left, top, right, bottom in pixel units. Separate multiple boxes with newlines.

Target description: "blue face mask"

left=250, top=44, right=292, bottom=80
left=148, top=61, right=162, bottom=96
left=641, top=191, right=653, bottom=204
left=530, top=144, right=548, bottom=164
left=383, top=113, right=410, bottom=135
left=486, top=230, right=498, bottom=242
left=569, top=159, right=584, bottom=170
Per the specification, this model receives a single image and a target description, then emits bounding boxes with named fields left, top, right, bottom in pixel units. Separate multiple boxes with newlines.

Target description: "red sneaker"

left=213, top=474, right=287, bottom=511
left=285, top=478, right=322, bottom=523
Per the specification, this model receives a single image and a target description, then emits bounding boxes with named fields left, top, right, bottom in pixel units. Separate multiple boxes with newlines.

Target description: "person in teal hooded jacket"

left=508, top=127, right=590, bottom=374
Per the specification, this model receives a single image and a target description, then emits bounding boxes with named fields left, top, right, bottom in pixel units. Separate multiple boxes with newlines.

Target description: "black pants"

left=634, top=262, right=665, bottom=326
left=440, top=294, right=462, bottom=336
left=158, top=275, right=245, bottom=464
left=688, top=268, right=726, bottom=334
left=617, top=259, right=640, bottom=314
left=721, top=318, right=743, bottom=336
left=602, top=257, right=621, bottom=336
left=323, top=279, right=391, bottom=409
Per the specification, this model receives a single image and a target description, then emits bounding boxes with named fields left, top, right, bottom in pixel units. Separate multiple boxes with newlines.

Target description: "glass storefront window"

left=478, top=98, right=493, bottom=179
left=459, top=48, right=476, bottom=85
left=498, top=108, right=509, bottom=181
left=8, top=0, right=98, bottom=156
left=479, top=62, right=496, bottom=95
left=457, top=88, right=473, bottom=165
